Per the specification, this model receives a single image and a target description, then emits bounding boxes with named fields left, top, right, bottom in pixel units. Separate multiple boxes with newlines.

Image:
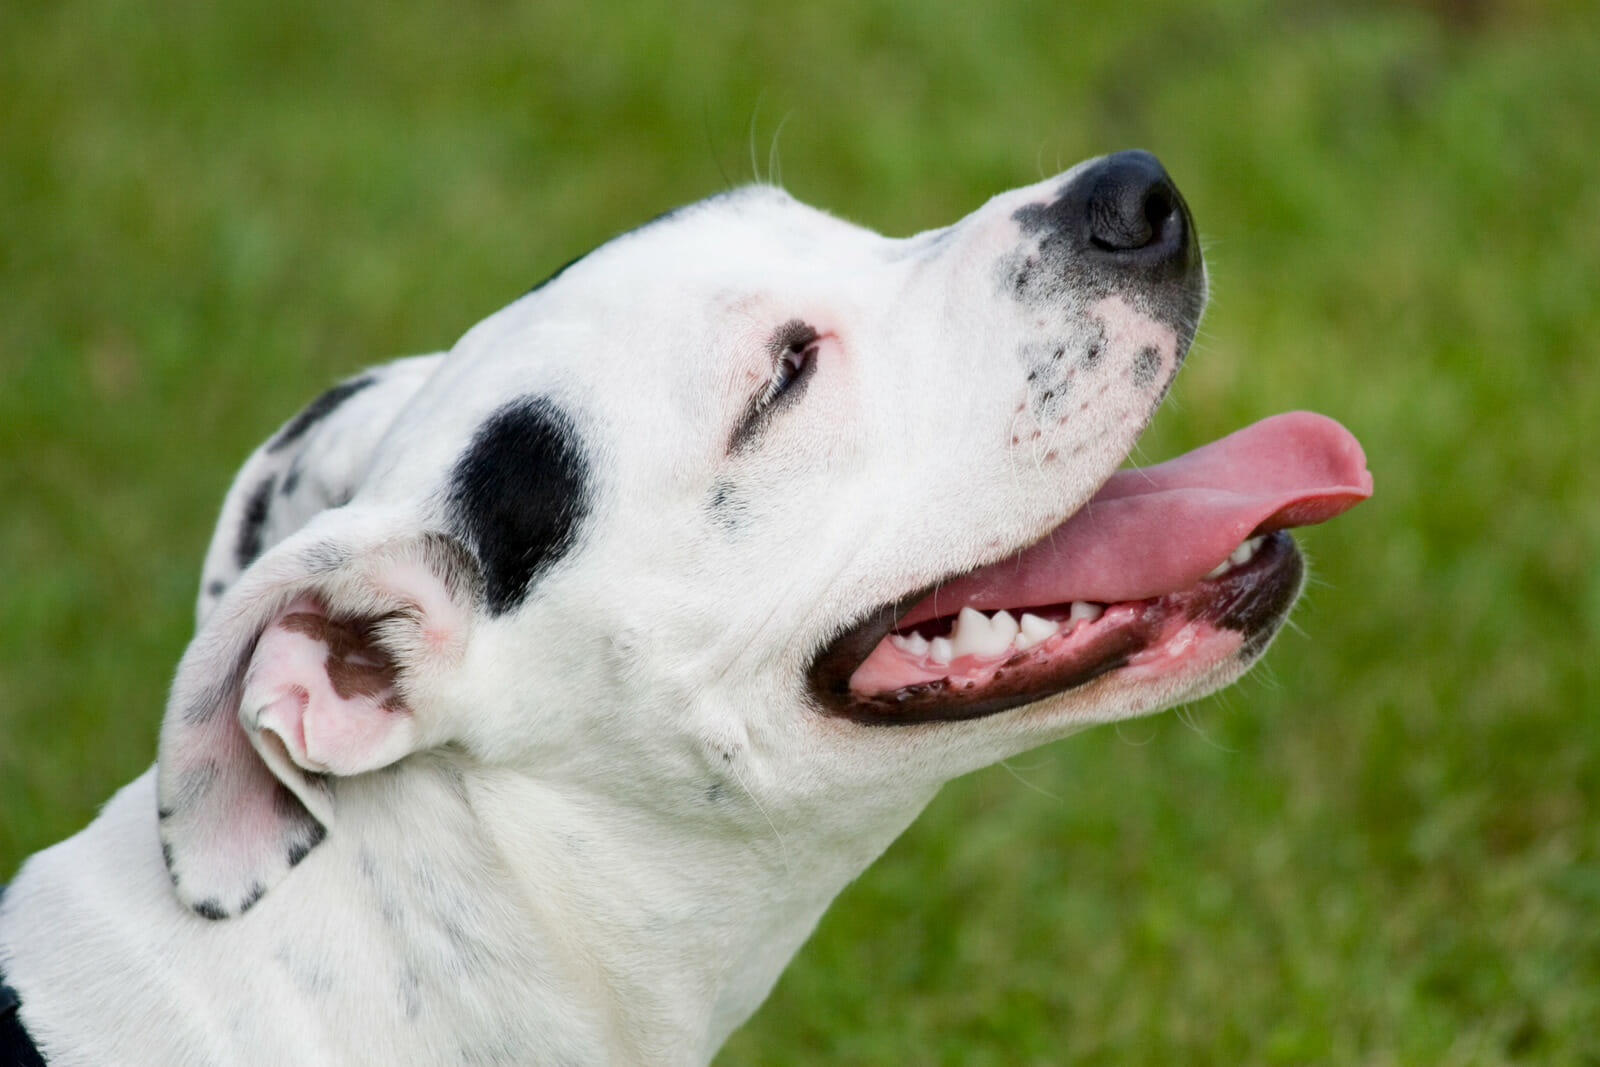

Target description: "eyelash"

left=759, top=337, right=816, bottom=409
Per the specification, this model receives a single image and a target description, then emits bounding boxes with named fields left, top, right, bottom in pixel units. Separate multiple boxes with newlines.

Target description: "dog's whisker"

left=725, top=758, right=793, bottom=876
left=745, top=88, right=769, bottom=184
left=767, top=110, right=794, bottom=190
left=997, top=758, right=1065, bottom=804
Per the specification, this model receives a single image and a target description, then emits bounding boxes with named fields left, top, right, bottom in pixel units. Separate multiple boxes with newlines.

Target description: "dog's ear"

left=156, top=509, right=480, bottom=919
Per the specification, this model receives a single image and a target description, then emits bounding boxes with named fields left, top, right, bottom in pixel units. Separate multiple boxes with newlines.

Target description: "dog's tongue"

left=909, top=412, right=1371, bottom=620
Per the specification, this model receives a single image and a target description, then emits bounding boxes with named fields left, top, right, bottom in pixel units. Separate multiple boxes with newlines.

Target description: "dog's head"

left=156, top=152, right=1369, bottom=920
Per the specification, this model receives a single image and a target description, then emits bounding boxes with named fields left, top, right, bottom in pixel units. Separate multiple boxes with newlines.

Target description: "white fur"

left=0, top=167, right=1256, bottom=1065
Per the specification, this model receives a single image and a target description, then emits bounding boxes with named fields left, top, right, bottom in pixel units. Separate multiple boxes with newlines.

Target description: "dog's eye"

left=762, top=335, right=816, bottom=407
left=729, top=319, right=820, bottom=452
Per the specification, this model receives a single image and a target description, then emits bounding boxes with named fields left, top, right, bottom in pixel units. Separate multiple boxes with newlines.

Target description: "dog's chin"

left=808, top=530, right=1303, bottom=725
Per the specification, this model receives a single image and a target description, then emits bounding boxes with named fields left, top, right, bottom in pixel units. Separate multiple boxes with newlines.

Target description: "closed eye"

left=729, top=319, right=819, bottom=452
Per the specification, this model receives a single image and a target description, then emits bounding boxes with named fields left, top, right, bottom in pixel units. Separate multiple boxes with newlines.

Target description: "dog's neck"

left=333, top=753, right=936, bottom=1063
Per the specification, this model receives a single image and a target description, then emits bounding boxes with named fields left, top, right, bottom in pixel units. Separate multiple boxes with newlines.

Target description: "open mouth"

left=809, top=411, right=1373, bottom=724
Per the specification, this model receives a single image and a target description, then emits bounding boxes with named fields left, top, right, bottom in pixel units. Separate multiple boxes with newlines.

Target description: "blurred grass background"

left=2, top=0, right=1597, bottom=1061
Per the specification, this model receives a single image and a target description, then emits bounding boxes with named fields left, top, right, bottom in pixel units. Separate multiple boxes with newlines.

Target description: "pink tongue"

left=902, top=411, right=1372, bottom=625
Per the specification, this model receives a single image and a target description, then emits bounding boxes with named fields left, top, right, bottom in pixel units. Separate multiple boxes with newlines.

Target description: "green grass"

left=3, top=0, right=1598, bottom=1061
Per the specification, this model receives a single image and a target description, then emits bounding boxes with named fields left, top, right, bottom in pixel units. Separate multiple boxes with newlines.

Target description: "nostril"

left=1088, top=177, right=1177, bottom=252
left=1143, top=184, right=1176, bottom=236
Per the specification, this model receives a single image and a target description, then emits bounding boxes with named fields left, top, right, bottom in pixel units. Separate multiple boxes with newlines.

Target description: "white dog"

left=0, top=152, right=1370, bottom=1065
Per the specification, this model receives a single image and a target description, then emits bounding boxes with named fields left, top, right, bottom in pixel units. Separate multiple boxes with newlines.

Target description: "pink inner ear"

left=244, top=598, right=417, bottom=777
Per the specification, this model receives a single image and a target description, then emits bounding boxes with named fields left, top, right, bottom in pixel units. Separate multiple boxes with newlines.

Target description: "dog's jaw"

left=809, top=413, right=1371, bottom=725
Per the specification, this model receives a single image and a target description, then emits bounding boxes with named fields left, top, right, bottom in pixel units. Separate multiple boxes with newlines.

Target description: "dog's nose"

left=1021, top=149, right=1198, bottom=279
left=1083, top=150, right=1186, bottom=257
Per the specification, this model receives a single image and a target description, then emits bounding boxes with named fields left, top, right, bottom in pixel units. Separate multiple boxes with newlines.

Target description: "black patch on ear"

left=235, top=475, right=276, bottom=568
left=267, top=376, right=377, bottom=453
left=286, top=821, right=328, bottom=868
left=238, top=882, right=267, bottom=913
left=447, top=400, right=590, bottom=616
left=194, top=898, right=229, bottom=922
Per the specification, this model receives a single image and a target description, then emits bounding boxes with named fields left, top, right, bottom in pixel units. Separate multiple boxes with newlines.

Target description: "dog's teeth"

left=1068, top=601, right=1104, bottom=625
left=951, top=606, right=1014, bottom=658
left=1206, top=536, right=1269, bottom=580
left=891, top=632, right=930, bottom=656
left=1014, top=612, right=1059, bottom=650
left=929, top=636, right=954, bottom=664
left=1229, top=536, right=1264, bottom=567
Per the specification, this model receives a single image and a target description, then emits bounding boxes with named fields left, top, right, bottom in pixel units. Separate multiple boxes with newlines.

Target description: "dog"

left=0, top=151, right=1370, bottom=1065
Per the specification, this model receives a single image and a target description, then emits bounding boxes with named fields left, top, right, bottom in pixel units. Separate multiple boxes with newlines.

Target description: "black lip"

left=808, top=531, right=1304, bottom=726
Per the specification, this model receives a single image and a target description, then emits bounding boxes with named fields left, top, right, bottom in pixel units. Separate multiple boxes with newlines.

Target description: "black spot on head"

left=205, top=580, right=226, bottom=599
left=267, top=376, right=377, bottom=454
left=235, top=475, right=276, bottom=568
left=279, top=459, right=301, bottom=497
left=447, top=400, right=590, bottom=616
left=707, top=479, right=747, bottom=531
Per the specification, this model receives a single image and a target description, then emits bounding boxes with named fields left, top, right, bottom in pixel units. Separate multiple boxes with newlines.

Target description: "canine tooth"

left=1015, top=612, right=1059, bottom=650
left=952, top=606, right=1014, bottom=658
left=1204, top=559, right=1231, bottom=579
left=949, top=607, right=982, bottom=654
left=929, top=636, right=954, bottom=664
left=1069, top=601, right=1104, bottom=625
